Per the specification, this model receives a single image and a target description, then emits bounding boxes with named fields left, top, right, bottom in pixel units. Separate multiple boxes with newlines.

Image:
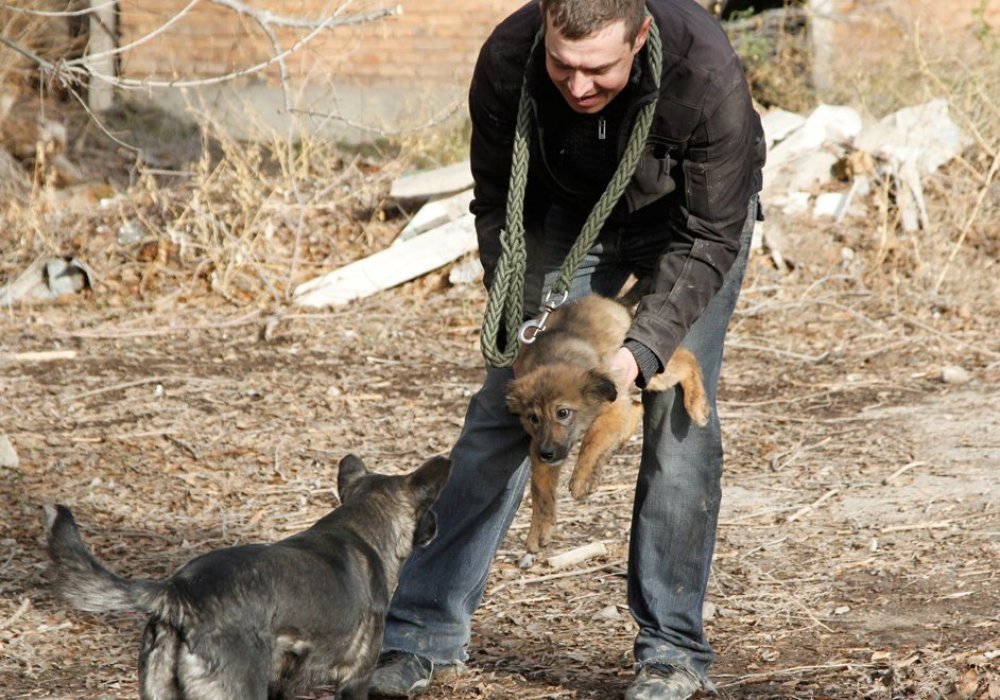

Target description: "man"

left=371, top=0, right=764, bottom=698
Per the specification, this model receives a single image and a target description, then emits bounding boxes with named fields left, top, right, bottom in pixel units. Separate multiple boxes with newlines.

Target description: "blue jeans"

left=382, top=197, right=758, bottom=685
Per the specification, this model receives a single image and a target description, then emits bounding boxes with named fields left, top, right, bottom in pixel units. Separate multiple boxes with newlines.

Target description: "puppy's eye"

left=556, top=408, right=572, bottom=420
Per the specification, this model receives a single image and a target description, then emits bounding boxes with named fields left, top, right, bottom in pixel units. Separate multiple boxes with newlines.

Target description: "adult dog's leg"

left=140, top=619, right=181, bottom=700
left=174, top=633, right=270, bottom=700
left=569, top=399, right=640, bottom=500
left=527, top=458, right=561, bottom=552
left=337, top=673, right=372, bottom=700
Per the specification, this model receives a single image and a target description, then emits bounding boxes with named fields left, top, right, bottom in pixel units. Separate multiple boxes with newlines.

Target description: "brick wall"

left=812, top=0, right=1000, bottom=90
left=118, top=0, right=524, bottom=88
left=117, top=0, right=998, bottom=92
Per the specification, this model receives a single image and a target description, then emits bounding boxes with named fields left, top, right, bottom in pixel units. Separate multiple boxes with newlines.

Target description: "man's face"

left=543, top=15, right=650, bottom=114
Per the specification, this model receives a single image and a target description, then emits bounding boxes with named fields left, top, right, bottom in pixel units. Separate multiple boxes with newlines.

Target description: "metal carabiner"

left=517, top=289, right=568, bottom=345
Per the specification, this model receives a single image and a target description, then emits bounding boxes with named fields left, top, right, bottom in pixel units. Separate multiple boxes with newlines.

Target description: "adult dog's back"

left=43, top=454, right=451, bottom=700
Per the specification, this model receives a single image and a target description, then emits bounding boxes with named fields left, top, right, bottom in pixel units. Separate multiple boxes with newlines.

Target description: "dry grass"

left=0, top=10, right=998, bottom=699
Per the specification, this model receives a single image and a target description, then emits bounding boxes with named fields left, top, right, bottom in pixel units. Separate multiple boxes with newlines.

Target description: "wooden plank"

left=292, top=213, right=477, bottom=308
left=388, top=160, right=473, bottom=199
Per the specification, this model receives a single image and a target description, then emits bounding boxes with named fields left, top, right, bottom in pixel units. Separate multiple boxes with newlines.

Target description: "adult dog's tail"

left=42, top=504, right=166, bottom=614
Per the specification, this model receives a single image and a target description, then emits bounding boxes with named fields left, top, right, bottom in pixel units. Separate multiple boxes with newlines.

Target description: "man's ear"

left=633, top=16, right=653, bottom=54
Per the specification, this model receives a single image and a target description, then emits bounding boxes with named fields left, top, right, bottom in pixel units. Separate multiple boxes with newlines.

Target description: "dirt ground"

left=1, top=187, right=999, bottom=700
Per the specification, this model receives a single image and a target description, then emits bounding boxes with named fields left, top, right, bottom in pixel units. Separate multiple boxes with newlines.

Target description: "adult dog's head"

left=335, top=453, right=451, bottom=553
left=506, top=363, right=618, bottom=465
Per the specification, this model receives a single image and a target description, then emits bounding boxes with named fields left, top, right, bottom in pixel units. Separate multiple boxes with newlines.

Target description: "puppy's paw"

left=688, top=399, right=711, bottom=428
left=568, top=473, right=597, bottom=501
left=526, top=522, right=554, bottom=553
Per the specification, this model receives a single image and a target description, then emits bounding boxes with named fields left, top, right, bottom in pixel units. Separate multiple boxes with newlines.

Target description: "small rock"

left=702, top=600, right=717, bottom=621
left=0, top=434, right=19, bottom=469
left=593, top=605, right=622, bottom=621
left=518, top=553, right=535, bottom=569
left=449, top=258, right=484, bottom=286
left=940, top=366, right=972, bottom=385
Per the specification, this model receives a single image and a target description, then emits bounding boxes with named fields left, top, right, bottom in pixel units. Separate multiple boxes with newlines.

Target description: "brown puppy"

left=42, top=454, right=450, bottom=700
left=506, top=295, right=709, bottom=552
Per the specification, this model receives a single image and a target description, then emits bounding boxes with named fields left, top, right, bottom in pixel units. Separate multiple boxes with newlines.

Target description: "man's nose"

left=567, top=71, right=592, bottom=98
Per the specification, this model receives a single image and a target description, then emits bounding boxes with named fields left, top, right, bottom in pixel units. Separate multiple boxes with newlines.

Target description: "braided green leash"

left=480, top=15, right=663, bottom=368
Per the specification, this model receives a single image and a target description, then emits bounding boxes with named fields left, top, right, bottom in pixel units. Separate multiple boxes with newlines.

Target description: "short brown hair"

left=539, top=0, right=647, bottom=44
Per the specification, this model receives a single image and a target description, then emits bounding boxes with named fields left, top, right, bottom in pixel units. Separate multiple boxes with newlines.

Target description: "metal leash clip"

left=517, top=289, right=568, bottom=344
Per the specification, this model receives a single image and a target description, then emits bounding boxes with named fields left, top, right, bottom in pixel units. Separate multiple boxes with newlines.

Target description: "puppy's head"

left=506, top=364, right=617, bottom=465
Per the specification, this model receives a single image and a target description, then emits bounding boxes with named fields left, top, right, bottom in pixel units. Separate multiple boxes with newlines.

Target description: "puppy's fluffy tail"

left=42, top=504, right=165, bottom=614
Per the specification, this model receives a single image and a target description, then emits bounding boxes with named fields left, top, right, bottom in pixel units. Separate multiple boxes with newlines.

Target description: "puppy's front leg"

left=527, top=458, right=560, bottom=552
left=569, top=399, right=641, bottom=500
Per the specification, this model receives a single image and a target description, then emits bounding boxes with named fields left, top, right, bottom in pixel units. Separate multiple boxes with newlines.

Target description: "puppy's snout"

left=536, top=443, right=567, bottom=464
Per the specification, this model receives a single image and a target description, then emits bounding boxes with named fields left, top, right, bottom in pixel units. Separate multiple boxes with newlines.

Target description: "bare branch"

left=78, top=3, right=403, bottom=91
left=292, top=101, right=465, bottom=137
left=68, top=0, right=204, bottom=69
left=0, top=1, right=118, bottom=18
left=0, top=33, right=58, bottom=74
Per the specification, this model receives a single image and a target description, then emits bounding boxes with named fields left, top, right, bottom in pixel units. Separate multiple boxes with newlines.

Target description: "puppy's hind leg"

left=527, top=458, right=561, bottom=553
left=569, top=399, right=640, bottom=500
left=649, top=348, right=710, bottom=427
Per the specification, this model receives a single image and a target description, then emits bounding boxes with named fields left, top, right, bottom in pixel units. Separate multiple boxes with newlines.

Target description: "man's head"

left=539, top=0, right=652, bottom=114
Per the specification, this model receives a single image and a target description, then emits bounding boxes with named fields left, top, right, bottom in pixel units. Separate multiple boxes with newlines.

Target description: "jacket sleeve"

left=468, top=44, right=518, bottom=291
left=626, top=68, right=764, bottom=368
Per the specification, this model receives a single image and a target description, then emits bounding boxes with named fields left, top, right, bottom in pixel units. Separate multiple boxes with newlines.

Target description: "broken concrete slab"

left=388, top=160, right=473, bottom=200
left=760, top=107, right=807, bottom=149
left=0, top=257, right=94, bottom=307
left=395, top=188, right=474, bottom=243
left=293, top=213, right=477, bottom=308
left=854, top=98, right=969, bottom=175
left=765, top=104, right=863, bottom=181
left=773, top=150, right=840, bottom=193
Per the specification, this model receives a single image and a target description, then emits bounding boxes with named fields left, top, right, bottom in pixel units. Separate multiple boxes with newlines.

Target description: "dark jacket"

left=469, top=0, right=766, bottom=372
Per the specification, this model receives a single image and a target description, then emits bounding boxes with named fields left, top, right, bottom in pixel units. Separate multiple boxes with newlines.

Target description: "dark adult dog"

left=42, top=454, right=450, bottom=700
left=506, top=295, right=709, bottom=552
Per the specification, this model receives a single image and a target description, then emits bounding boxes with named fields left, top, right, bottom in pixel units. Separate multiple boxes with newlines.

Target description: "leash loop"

left=517, top=289, right=568, bottom=344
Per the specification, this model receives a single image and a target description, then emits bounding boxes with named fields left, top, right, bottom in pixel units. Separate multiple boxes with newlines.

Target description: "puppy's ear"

left=584, top=369, right=618, bottom=403
left=505, top=378, right=526, bottom=416
left=409, top=456, right=451, bottom=506
left=413, top=510, right=438, bottom=548
left=337, top=454, right=369, bottom=501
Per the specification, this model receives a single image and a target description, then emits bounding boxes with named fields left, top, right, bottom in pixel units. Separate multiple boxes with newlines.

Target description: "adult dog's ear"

left=584, top=369, right=618, bottom=403
left=413, top=510, right=438, bottom=548
left=409, top=456, right=451, bottom=506
left=337, top=454, right=370, bottom=502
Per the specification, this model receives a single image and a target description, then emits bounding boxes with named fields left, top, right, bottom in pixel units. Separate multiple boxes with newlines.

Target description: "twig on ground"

left=882, top=461, right=930, bottom=484
left=490, top=561, right=625, bottom=595
left=786, top=488, right=840, bottom=523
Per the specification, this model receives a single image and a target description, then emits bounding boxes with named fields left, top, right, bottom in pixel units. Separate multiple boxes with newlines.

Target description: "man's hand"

left=608, top=346, right=639, bottom=391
